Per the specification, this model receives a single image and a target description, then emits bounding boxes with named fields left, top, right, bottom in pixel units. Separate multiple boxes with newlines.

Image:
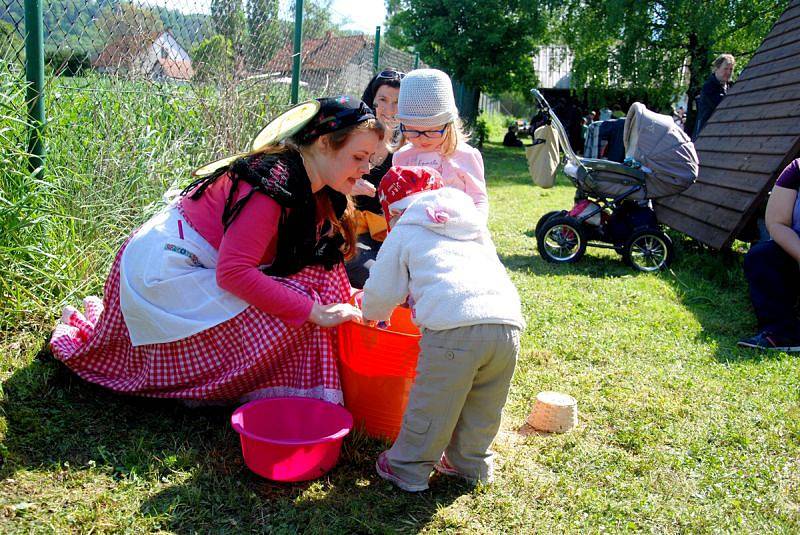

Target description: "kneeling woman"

left=50, top=97, right=384, bottom=403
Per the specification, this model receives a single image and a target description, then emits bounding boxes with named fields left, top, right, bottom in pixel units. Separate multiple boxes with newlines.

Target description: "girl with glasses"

left=392, top=69, right=488, bottom=217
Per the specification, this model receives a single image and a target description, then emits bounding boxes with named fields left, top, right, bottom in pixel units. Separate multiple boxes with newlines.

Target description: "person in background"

left=738, top=159, right=800, bottom=352
left=673, top=106, right=686, bottom=129
left=345, top=68, right=405, bottom=288
left=502, top=124, right=524, bottom=148
left=362, top=166, right=524, bottom=492
left=693, top=53, right=735, bottom=139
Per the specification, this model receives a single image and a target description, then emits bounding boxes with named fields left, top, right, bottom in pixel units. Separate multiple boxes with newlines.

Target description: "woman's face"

left=715, top=61, right=734, bottom=83
left=319, top=129, right=381, bottom=194
left=373, top=84, right=400, bottom=127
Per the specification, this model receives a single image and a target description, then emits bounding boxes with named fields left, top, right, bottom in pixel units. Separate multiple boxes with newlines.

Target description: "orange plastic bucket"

left=338, top=305, right=420, bottom=441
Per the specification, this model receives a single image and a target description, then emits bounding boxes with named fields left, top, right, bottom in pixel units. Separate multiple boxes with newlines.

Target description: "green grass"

left=2, top=69, right=800, bottom=532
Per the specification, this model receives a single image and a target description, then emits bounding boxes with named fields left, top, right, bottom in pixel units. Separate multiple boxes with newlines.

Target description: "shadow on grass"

left=1, top=353, right=464, bottom=532
left=500, top=226, right=782, bottom=364
left=499, top=250, right=634, bottom=278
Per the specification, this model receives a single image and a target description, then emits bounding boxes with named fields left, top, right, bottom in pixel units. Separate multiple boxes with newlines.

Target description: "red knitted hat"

left=378, top=166, right=444, bottom=227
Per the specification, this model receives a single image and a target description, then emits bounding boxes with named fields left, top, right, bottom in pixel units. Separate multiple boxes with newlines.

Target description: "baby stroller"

left=530, top=89, right=699, bottom=271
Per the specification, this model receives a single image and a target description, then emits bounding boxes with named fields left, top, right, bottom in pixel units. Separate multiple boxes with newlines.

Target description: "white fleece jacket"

left=361, top=187, right=525, bottom=332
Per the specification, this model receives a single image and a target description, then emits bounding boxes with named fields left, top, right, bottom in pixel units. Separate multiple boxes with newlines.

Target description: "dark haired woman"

left=50, top=96, right=384, bottom=404
left=346, top=68, right=405, bottom=288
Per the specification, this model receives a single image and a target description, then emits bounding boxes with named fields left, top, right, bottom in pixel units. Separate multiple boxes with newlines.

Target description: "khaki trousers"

left=385, top=323, right=520, bottom=485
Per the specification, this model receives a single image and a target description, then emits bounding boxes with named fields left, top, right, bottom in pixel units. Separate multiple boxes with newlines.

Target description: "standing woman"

left=50, top=97, right=384, bottom=404
left=346, top=68, right=405, bottom=288
left=693, top=53, right=735, bottom=139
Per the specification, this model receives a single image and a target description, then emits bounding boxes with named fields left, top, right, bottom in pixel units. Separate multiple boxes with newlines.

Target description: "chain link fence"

left=1, top=0, right=422, bottom=167
left=0, top=0, right=424, bottom=329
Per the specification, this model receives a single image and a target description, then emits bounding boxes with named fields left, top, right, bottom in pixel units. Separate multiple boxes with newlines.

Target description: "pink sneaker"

left=375, top=451, right=429, bottom=492
left=433, top=454, right=493, bottom=485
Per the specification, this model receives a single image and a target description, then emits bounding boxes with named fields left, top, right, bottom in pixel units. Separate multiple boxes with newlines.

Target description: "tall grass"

left=0, top=67, right=293, bottom=334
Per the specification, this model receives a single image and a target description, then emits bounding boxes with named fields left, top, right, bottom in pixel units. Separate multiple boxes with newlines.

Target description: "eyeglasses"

left=376, top=69, right=405, bottom=80
left=400, top=124, right=447, bottom=139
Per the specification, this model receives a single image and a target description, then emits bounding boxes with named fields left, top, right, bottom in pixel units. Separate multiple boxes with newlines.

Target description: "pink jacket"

left=392, top=142, right=488, bottom=216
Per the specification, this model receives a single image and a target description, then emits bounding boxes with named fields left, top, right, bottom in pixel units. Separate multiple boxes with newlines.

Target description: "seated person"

left=738, top=159, right=800, bottom=352
left=502, top=125, right=524, bottom=147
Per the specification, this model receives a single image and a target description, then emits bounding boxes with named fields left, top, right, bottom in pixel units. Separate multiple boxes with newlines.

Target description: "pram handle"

left=530, top=88, right=584, bottom=171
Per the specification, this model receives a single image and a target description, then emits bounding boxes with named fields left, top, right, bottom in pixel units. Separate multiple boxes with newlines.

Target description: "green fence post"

left=373, top=26, right=380, bottom=74
left=414, top=52, right=419, bottom=70
left=291, top=0, right=304, bottom=104
left=24, top=0, right=45, bottom=176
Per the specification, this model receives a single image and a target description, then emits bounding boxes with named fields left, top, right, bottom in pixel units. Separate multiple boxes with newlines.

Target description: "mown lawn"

left=1, top=139, right=799, bottom=533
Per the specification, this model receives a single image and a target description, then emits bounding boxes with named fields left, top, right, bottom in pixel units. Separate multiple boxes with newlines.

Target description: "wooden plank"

left=747, top=37, right=800, bottom=69
left=696, top=150, right=788, bottom=174
left=756, top=24, right=800, bottom=54
left=694, top=135, right=797, bottom=155
left=716, top=85, right=800, bottom=111
left=654, top=203, right=730, bottom=249
left=726, top=136, right=800, bottom=248
left=699, top=116, right=800, bottom=137
left=694, top=167, right=771, bottom=194
left=656, top=195, right=742, bottom=230
left=770, top=8, right=800, bottom=35
left=775, top=2, right=800, bottom=25
left=736, top=52, right=800, bottom=82
left=680, top=183, right=759, bottom=212
left=761, top=10, right=800, bottom=44
left=727, top=65, right=800, bottom=95
left=707, top=99, right=800, bottom=122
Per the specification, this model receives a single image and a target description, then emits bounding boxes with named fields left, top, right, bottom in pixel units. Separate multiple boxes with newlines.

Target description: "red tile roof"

left=93, top=32, right=162, bottom=68
left=266, top=32, right=368, bottom=72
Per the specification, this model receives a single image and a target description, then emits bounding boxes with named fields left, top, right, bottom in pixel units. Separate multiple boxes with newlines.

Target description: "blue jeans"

left=743, top=240, right=800, bottom=337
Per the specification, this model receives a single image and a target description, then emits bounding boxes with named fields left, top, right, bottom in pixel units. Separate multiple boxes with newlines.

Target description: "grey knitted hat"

left=397, top=69, right=458, bottom=128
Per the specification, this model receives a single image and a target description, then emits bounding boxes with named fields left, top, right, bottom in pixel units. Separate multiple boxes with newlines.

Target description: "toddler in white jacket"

left=362, top=166, right=525, bottom=492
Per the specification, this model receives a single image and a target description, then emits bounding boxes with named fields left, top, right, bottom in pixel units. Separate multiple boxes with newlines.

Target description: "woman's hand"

left=351, top=178, right=377, bottom=197
left=308, top=302, right=362, bottom=327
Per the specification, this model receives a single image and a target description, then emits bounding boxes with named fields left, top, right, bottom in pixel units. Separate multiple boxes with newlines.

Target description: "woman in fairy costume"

left=50, top=96, right=384, bottom=404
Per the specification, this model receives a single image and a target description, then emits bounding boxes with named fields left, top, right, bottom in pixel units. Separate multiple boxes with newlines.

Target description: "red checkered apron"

left=50, top=240, right=351, bottom=403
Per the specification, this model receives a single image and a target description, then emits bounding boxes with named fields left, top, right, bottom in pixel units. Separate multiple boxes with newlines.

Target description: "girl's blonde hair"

left=437, top=117, right=470, bottom=157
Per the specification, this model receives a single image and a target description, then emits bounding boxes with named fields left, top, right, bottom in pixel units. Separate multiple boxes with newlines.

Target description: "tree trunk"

left=684, top=32, right=708, bottom=137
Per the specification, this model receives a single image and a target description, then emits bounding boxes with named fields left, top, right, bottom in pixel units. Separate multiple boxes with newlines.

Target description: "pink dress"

left=49, top=168, right=351, bottom=404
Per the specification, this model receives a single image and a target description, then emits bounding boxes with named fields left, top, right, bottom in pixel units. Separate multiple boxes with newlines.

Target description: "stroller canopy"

left=624, top=102, right=699, bottom=198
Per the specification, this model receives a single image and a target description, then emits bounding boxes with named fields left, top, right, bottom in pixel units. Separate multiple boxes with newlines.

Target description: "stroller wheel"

left=623, top=227, right=673, bottom=272
left=537, top=216, right=586, bottom=264
left=534, top=210, right=566, bottom=239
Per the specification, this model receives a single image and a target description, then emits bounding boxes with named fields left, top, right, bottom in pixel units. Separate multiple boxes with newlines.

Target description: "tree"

left=300, top=0, right=345, bottom=39
left=192, top=34, right=236, bottom=83
left=211, top=0, right=246, bottom=53
left=96, top=3, right=164, bottom=38
left=384, top=0, right=546, bottom=96
left=556, top=0, right=788, bottom=131
left=246, top=0, right=281, bottom=67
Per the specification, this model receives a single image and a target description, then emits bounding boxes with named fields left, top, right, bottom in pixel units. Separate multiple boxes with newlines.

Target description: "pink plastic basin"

left=230, top=397, right=353, bottom=482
